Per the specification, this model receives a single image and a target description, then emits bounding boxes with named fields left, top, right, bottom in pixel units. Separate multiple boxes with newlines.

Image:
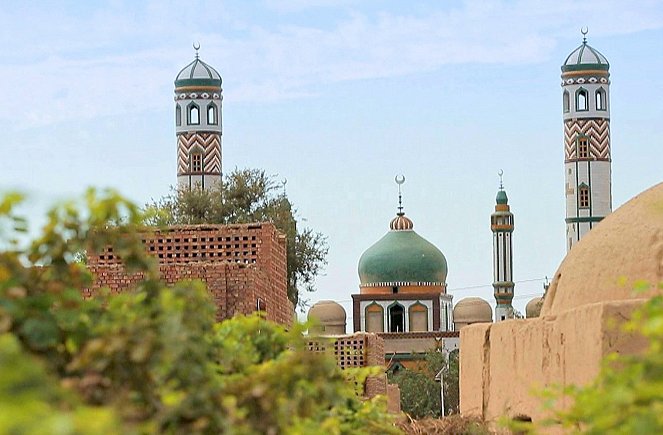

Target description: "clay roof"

left=453, top=297, right=493, bottom=323
left=307, top=300, right=346, bottom=325
left=542, top=182, right=663, bottom=316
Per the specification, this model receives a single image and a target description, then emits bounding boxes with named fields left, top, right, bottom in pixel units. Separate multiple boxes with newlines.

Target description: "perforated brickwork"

left=307, top=332, right=388, bottom=398
left=86, top=223, right=292, bottom=325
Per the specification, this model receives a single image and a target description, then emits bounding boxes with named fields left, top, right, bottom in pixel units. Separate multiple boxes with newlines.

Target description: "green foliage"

left=144, top=168, right=328, bottom=308
left=388, top=349, right=459, bottom=419
left=534, top=292, right=663, bottom=434
left=0, top=190, right=395, bottom=434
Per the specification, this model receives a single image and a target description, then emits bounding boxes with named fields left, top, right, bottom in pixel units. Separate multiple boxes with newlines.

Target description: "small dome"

left=308, top=300, right=346, bottom=335
left=390, top=213, right=414, bottom=230
left=562, top=41, right=609, bottom=73
left=175, top=56, right=222, bottom=88
left=525, top=297, right=543, bottom=318
left=358, top=214, right=447, bottom=286
left=542, top=182, right=663, bottom=316
left=453, top=297, right=493, bottom=324
left=496, top=189, right=508, bottom=205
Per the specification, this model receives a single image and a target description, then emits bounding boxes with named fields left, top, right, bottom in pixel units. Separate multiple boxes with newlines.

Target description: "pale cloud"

left=0, top=0, right=661, bottom=127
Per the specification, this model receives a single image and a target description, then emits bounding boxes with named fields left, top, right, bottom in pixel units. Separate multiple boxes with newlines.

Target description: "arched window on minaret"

left=176, top=104, right=182, bottom=126
left=207, top=103, right=217, bottom=125
left=576, top=88, right=588, bottom=111
left=577, top=136, right=589, bottom=159
left=563, top=90, right=570, bottom=113
left=579, top=184, right=590, bottom=208
left=596, top=88, right=607, bottom=111
left=188, top=103, right=200, bottom=125
left=190, top=151, right=203, bottom=173
left=388, top=302, right=405, bottom=332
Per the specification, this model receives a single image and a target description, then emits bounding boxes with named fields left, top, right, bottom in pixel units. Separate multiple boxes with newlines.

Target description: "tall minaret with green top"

left=491, top=171, right=514, bottom=321
left=562, top=29, right=612, bottom=251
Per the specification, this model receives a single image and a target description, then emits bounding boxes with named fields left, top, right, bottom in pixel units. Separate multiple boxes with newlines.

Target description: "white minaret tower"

left=562, top=29, right=611, bottom=251
left=174, top=44, right=223, bottom=190
left=491, top=171, right=514, bottom=322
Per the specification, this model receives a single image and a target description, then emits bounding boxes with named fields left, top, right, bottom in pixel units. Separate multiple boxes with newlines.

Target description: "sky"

left=1, top=1, right=663, bottom=323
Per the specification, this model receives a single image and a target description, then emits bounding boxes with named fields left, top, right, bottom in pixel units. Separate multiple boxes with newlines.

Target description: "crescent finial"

left=581, top=27, right=588, bottom=43
left=193, top=41, right=201, bottom=58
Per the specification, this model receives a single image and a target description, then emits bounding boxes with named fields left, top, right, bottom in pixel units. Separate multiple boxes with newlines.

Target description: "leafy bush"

left=388, top=350, right=459, bottom=419
left=0, top=190, right=396, bottom=434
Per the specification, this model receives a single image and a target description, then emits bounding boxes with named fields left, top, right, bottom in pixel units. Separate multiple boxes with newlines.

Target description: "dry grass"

left=397, top=414, right=492, bottom=435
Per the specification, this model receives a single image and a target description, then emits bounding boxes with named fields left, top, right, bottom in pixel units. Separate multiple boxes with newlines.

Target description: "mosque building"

left=174, top=44, right=223, bottom=190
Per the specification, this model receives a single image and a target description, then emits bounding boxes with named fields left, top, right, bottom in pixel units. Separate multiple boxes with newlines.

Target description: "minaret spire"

left=491, top=171, right=515, bottom=322
left=395, top=174, right=405, bottom=216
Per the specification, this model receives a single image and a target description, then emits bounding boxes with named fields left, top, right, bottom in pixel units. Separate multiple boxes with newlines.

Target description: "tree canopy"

left=144, top=169, right=327, bottom=308
left=388, top=349, right=459, bottom=419
left=0, top=189, right=395, bottom=434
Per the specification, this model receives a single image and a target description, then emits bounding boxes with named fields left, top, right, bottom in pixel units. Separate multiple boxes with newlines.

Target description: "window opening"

left=190, top=153, right=202, bottom=172
left=563, top=90, right=570, bottom=113
left=176, top=104, right=182, bottom=126
left=579, top=185, right=590, bottom=208
left=207, top=103, right=217, bottom=125
left=596, top=88, right=606, bottom=111
left=578, top=137, right=589, bottom=159
left=576, top=89, right=588, bottom=111
left=389, top=304, right=405, bottom=332
left=188, top=104, right=200, bottom=125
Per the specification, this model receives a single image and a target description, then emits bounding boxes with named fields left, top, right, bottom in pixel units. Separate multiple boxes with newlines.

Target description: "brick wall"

left=307, top=332, right=391, bottom=400
left=86, top=223, right=292, bottom=325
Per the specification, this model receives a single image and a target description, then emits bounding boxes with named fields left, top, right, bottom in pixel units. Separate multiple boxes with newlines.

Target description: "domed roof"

left=525, top=297, right=543, bottom=318
left=307, top=300, right=346, bottom=325
left=562, top=40, right=609, bottom=73
left=496, top=189, right=508, bottom=205
left=358, top=213, right=447, bottom=286
left=453, top=297, right=493, bottom=323
left=542, top=182, right=663, bottom=316
left=175, top=52, right=222, bottom=88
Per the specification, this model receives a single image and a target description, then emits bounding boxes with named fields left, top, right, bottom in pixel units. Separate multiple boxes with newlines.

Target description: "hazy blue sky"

left=2, top=1, right=663, bottom=320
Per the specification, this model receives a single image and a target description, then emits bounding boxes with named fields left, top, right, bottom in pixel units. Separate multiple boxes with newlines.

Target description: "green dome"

left=561, top=41, right=609, bottom=73
left=175, top=56, right=222, bottom=88
left=496, top=189, right=508, bottom=205
left=358, top=222, right=448, bottom=286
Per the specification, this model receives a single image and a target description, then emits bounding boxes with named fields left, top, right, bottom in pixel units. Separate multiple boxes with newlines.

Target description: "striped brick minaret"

left=491, top=172, right=514, bottom=322
left=174, top=44, right=223, bottom=190
left=562, top=30, right=611, bottom=251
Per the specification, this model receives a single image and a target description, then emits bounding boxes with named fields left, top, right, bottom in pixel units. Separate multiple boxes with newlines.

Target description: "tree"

left=0, top=189, right=396, bottom=434
left=144, top=169, right=327, bottom=308
left=388, top=349, right=459, bottom=418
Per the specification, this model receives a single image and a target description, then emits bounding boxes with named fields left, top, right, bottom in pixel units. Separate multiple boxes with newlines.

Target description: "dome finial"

left=498, top=169, right=504, bottom=190
left=395, top=174, right=406, bottom=216
left=581, top=27, right=588, bottom=44
left=193, top=41, right=201, bottom=59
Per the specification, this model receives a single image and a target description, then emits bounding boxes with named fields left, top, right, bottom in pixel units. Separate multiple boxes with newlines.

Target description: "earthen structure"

left=87, top=223, right=293, bottom=325
left=460, top=182, right=663, bottom=424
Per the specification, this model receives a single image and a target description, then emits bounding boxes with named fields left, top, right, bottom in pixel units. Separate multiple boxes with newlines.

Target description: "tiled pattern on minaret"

left=564, top=119, right=611, bottom=161
left=177, top=132, right=222, bottom=175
